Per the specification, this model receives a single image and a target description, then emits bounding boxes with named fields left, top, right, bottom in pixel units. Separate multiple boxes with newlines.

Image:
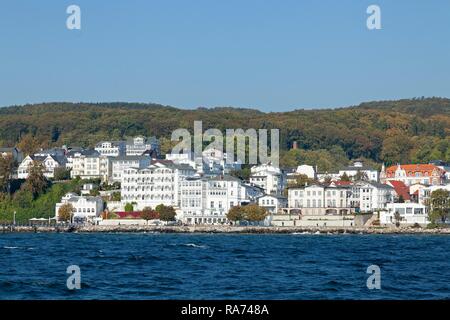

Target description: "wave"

left=182, top=243, right=207, bottom=249
left=3, top=246, right=18, bottom=249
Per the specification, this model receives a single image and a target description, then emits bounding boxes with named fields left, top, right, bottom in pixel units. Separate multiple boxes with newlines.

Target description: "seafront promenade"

left=2, top=224, right=450, bottom=235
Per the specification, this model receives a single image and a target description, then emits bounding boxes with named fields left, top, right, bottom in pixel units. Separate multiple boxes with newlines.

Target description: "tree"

left=393, top=211, right=402, bottom=228
left=398, top=195, right=405, bottom=203
left=0, top=155, right=14, bottom=193
left=53, top=167, right=71, bottom=181
left=289, top=174, right=313, bottom=187
left=429, top=189, right=450, bottom=224
left=124, top=202, right=134, bottom=212
left=22, top=161, right=49, bottom=198
left=340, top=173, right=350, bottom=182
left=17, top=134, right=40, bottom=156
left=110, top=192, right=121, bottom=201
left=156, top=204, right=177, bottom=222
left=58, top=203, right=74, bottom=222
left=227, top=206, right=245, bottom=222
left=354, top=170, right=369, bottom=181
left=141, top=207, right=159, bottom=221
left=243, top=204, right=269, bottom=222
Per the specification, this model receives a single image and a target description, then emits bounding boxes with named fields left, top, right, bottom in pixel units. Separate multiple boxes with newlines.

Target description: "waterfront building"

left=256, top=194, right=288, bottom=214
left=250, top=163, right=285, bottom=195
left=380, top=203, right=429, bottom=226
left=121, top=159, right=196, bottom=210
left=386, top=180, right=411, bottom=202
left=179, top=175, right=249, bottom=225
left=347, top=181, right=394, bottom=213
left=418, top=184, right=450, bottom=206
left=380, top=163, right=446, bottom=186
left=55, top=192, right=104, bottom=223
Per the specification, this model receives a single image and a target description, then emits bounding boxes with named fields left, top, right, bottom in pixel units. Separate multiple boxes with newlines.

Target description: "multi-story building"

left=347, top=181, right=394, bottom=213
left=179, top=175, right=249, bottom=225
left=381, top=164, right=446, bottom=186
left=256, top=194, right=288, bottom=214
left=95, top=141, right=125, bottom=157
left=125, top=136, right=160, bottom=156
left=418, top=184, right=450, bottom=206
left=108, top=155, right=151, bottom=183
left=287, top=183, right=355, bottom=215
left=68, top=150, right=109, bottom=180
left=18, top=154, right=67, bottom=179
left=250, top=163, right=285, bottom=195
left=121, top=160, right=196, bottom=210
left=55, top=192, right=104, bottom=223
left=339, top=160, right=379, bottom=182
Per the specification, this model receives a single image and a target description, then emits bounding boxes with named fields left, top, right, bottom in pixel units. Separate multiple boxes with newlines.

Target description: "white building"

left=179, top=175, right=249, bottom=225
left=347, top=181, right=394, bottom=213
left=339, top=160, right=379, bottom=182
left=250, top=163, right=285, bottom=195
left=95, top=141, right=125, bottom=157
left=257, top=194, right=288, bottom=214
left=121, top=160, right=196, bottom=210
left=108, top=155, right=152, bottom=183
left=288, top=183, right=354, bottom=215
left=125, top=136, right=159, bottom=156
left=68, top=150, right=109, bottom=180
left=381, top=164, right=446, bottom=186
left=418, top=184, right=450, bottom=206
left=380, top=203, right=429, bottom=226
left=55, top=193, right=104, bottom=223
left=18, top=154, right=66, bottom=179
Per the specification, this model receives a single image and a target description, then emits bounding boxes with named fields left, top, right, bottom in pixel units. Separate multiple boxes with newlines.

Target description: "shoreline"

left=1, top=225, right=450, bottom=235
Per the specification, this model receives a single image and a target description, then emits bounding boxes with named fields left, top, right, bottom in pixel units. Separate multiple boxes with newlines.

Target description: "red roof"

left=385, top=164, right=444, bottom=177
left=387, top=180, right=411, bottom=201
left=116, top=211, right=142, bottom=219
left=333, top=181, right=352, bottom=186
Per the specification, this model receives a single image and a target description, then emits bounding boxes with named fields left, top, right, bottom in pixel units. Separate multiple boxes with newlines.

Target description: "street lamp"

left=13, top=211, right=16, bottom=226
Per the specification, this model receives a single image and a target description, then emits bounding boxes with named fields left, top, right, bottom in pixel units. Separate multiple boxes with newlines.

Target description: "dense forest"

left=0, top=97, right=449, bottom=172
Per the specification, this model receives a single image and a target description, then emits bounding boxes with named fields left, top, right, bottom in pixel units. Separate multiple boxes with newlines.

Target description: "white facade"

left=257, top=194, right=288, bottom=214
left=18, top=154, right=66, bottom=179
left=288, top=184, right=353, bottom=215
left=339, top=160, right=379, bottom=182
left=69, top=150, right=109, bottom=180
left=250, top=163, right=285, bottom=195
left=121, top=160, right=196, bottom=210
left=179, top=176, right=249, bottom=225
left=380, top=203, right=429, bottom=226
left=95, top=141, right=125, bottom=157
left=55, top=193, right=104, bottom=222
left=125, top=136, right=159, bottom=156
left=295, top=165, right=316, bottom=179
left=108, top=155, right=151, bottom=183
left=419, top=184, right=450, bottom=205
left=348, top=181, right=394, bottom=213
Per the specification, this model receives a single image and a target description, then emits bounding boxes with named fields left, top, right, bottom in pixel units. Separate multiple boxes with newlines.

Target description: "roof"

left=256, top=194, right=287, bottom=200
left=387, top=180, right=411, bottom=201
left=385, top=164, right=445, bottom=176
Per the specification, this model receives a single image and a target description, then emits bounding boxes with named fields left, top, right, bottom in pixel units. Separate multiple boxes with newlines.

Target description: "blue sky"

left=0, top=0, right=449, bottom=112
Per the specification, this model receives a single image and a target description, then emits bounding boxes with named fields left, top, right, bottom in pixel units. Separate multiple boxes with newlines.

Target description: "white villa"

left=121, top=159, right=196, bottom=210
left=68, top=150, right=109, bottom=181
left=125, top=136, right=160, bottom=156
left=18, top=154, right=66, bottom=179
left=339, top=160, right=379, bottom=182
left=179, top=175, right=249, bottom=225
left=55, top=192, right=104, bottom=223
left=347, top=181, right=394, bottom=213
left=95, top=141, right=125, bottom=157
left=250, top=163, right=285, bottom=195
left=257, top=194, right=288, bottom=214
left=108, top=155, right=152, bottom=183
left=380, top=203, right=429, bottom=226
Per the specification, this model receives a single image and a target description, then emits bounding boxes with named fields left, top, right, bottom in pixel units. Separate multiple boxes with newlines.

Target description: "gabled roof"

left=387, top=180, right=411, bottom=201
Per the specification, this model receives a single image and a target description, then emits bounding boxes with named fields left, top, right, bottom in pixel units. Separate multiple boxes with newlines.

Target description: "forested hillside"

left=0, top=98, right=449, bottom=172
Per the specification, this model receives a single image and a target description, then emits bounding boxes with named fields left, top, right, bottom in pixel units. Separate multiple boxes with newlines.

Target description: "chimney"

left=292, top=141, right=298, bottom=150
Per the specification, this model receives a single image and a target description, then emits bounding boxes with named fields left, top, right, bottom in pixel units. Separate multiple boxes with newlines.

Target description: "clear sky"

left=1, top=0, right=450, bottom=112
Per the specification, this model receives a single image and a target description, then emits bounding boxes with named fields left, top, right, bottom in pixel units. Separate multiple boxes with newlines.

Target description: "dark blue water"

left=0, top=233, right=449, bottom=299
